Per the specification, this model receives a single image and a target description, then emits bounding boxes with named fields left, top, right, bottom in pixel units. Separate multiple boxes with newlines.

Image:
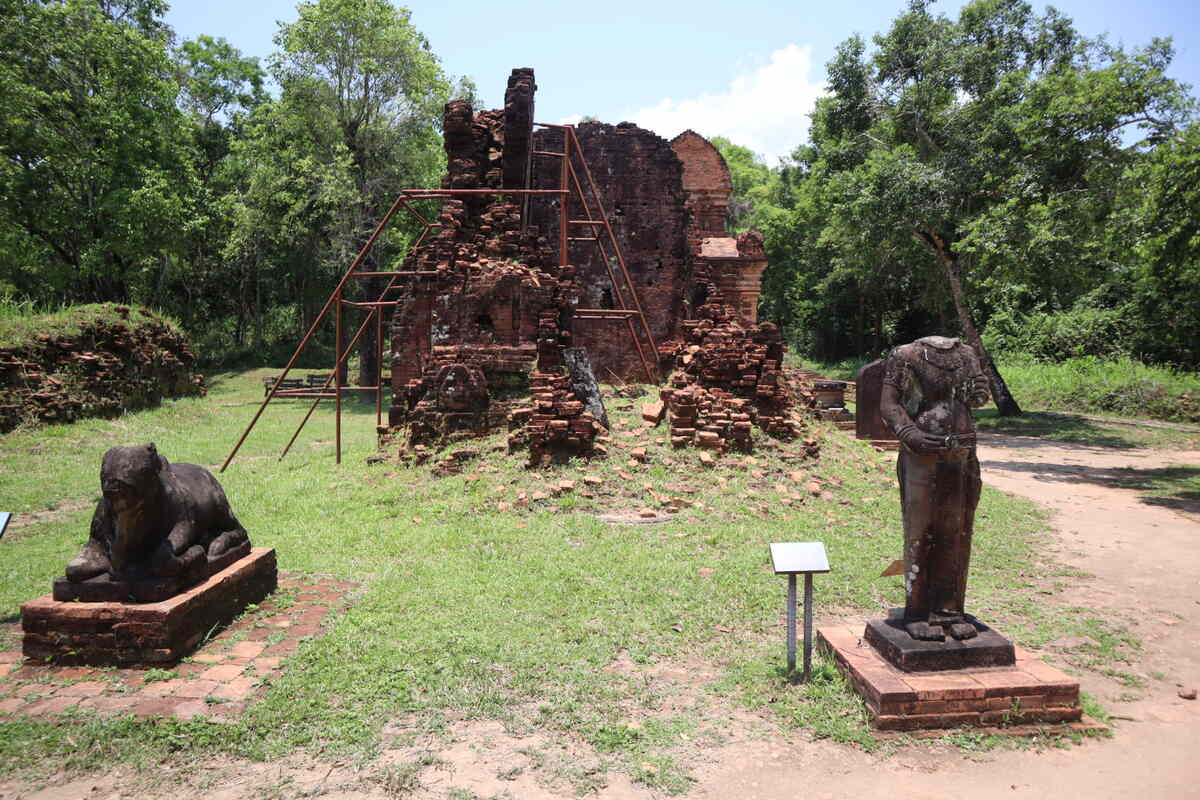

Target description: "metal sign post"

left=770, top=542, right=830, bottom=682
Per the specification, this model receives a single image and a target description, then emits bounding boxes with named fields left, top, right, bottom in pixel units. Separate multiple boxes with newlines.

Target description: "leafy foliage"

left=736, top=0, right=1196, bottom=387
left=0, top=0, right=455, bottom=367
left=0, top=0, right=198, bottom=301
left=0, top=0, right=1197, bottom=382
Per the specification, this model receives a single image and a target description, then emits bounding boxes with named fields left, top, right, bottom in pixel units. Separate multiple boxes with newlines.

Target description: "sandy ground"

left=6, top=434, right=1199, bottom=800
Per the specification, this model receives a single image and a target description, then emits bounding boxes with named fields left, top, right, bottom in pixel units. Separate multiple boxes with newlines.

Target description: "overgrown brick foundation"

left=0, top=304, right=204, bottom=432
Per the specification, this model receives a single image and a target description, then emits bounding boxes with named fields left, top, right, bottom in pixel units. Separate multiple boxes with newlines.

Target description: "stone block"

left=863, top=614, right=1015, bottom=672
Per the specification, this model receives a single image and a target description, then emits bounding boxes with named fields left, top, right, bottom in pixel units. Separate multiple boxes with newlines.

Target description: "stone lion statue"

left=65, top=443, right=249, bottom=584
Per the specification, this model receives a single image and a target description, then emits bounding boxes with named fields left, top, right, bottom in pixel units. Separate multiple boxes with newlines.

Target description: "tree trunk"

left=919, top=232, right=1022, bottom=416
left=855, top=287, right=866, bottom=356
left=356, top=272, right=381, bottom=391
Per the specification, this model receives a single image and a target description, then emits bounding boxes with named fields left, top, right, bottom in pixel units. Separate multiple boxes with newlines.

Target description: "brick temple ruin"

left=382, top=68, right=803, bottom=464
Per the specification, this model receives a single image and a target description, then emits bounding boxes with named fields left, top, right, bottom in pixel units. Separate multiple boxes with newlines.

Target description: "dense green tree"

left=787, top=0, right=1193, bottom=412
left=709, top=137, right=779, bottom=232
left=1120, top=122, right=1200, bottom=367
left=268, top=0, right=452, bottom=384
left=0, top=0, right=198, bottom=302
left=165, top=36, right=268, bottom=350
left=219, top=93, right=357, bottom=355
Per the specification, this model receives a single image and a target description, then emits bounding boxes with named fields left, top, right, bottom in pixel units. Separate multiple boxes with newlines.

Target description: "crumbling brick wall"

left=386, top=70, right=590, bottom=461
left=384, top=67, right=783, bottom=465
left=671, top=130, right=732, bottom=240
left=0, top=305, right=204, bottom=432
left=658, top=302, right=799, bottom=453
left=503, top=68, right=536, bottom=191
left=529, top=122, right=692, bottom=381
left=671, top=132, right=767, bottom=328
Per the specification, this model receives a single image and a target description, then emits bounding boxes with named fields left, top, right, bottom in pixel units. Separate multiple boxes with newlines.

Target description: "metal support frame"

left=786, top=573, right=815, bottom=682
left=546, top=125, right=659, bottom=383
left=222, top=122, right=658, bottom=470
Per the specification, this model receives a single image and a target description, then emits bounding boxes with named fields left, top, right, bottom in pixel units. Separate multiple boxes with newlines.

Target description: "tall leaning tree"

left=271, top=0, right=451, bottom=386
left=809, top=0, right=1193, bottom=414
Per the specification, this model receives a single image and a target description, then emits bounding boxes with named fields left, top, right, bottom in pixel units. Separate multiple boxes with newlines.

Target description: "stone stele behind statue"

left=864, top=335, right=1016, bottom=671
left=56, top=443, right=252, bottom=603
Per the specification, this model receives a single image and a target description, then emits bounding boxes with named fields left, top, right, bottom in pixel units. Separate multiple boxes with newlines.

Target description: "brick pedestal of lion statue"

left=22, top=548, right=277, bottom=666
left=20, top=443, right=277, bottom=666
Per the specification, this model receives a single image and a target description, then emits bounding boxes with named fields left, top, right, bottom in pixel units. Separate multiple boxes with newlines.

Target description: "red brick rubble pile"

left=506, top=371, right=602, bottom=466
left=655, top=300, right=815, bottom=456
left=0, top=304, right=204, bottom=433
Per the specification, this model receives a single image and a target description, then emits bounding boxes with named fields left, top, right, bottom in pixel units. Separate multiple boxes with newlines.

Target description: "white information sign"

left=770, top=541, right=830, bottom=575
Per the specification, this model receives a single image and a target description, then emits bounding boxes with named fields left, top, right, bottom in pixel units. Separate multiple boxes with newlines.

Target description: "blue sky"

left=166, top=0, right=1200, bottom=163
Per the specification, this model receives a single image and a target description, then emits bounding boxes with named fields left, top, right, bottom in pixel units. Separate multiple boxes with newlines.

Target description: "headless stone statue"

left=879, top=336, right=990, bottom=642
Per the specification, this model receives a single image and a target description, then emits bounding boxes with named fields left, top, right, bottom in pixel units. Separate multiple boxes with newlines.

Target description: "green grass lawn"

left=973, top=409, right=1200, bottom=450
left=0, top=369, right=1124, bottom=788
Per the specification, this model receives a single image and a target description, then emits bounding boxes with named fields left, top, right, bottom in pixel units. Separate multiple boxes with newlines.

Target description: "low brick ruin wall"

left=0, top=304, right=205, bottom=432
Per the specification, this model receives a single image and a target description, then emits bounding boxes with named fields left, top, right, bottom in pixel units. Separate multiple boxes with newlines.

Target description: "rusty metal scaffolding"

left=221, top=123, right=658, bottom=471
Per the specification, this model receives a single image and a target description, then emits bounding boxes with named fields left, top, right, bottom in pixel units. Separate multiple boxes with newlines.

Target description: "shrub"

left=995, top=354, right=1200, bottom=423
left=983, top=306, right=1132, bottom=362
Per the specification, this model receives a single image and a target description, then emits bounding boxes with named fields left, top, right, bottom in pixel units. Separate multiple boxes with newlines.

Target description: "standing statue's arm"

left=879, top=381, right=913, bottom=438
left=881, top=374, right=946, bottom=453
left=962, top=345, right=991, bottom=408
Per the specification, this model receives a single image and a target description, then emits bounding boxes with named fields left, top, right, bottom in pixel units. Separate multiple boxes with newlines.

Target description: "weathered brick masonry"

left=384, top=68, right=786, bottom=463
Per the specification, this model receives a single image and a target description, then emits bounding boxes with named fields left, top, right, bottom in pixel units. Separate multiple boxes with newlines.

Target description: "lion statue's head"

left=100, top=443, right=166, bottom=514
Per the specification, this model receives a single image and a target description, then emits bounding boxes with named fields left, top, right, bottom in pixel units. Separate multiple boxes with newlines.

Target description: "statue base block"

left=819, top=623, right=1084, bottom=731
left=52, top=540, right=252, bottom=603
left=863, top=611, right=1015, bottom=672
left=21, top=547, right=277, bottom=666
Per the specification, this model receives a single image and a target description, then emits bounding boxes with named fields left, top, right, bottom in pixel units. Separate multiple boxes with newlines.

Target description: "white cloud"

left=627, top=44, right=826, bottom=164
left=558, top=113, right=584, bottom=126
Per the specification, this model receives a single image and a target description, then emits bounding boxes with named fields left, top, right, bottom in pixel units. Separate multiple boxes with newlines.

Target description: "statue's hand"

left=898, top=425, right=947, bottom=453
left=969, top=375, right=990, bottom=407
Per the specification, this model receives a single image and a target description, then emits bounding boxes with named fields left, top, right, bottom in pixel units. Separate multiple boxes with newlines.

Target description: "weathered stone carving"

left=854, top=359, right=897, bottom=444
left=57, top=443, right=251, bottom=602
left=880, top=336, right=990, bottom=641
left=563, top=347, right=609, bottom=430
left=433, top=363, right=488, bottom=412
left=393, top=357, right=509, bottom=451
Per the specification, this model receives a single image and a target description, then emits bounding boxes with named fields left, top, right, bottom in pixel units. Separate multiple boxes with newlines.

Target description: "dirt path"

left=8, top=435, right=1200, bottom=800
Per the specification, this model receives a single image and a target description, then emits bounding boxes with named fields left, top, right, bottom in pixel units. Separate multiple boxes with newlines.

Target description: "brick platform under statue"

left=21, top=548, right=277, bottom=666
left=818, top=623, right=1089, bottom=731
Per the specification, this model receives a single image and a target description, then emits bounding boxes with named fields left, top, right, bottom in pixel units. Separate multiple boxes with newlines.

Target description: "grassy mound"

left=0, top=302, right=204, bottom=432
left=993, top=355, right=1199, bottom=424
